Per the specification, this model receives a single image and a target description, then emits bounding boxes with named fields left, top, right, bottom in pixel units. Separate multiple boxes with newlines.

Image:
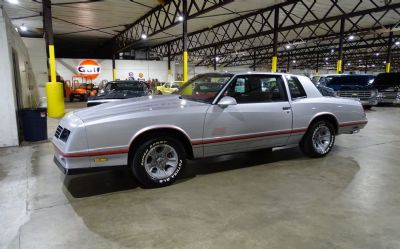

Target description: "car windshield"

left=177, top=73, right=234, bottom=103
left=108, top=81, right=147, bottom=91
left=327, top=75, right=375, bottom=86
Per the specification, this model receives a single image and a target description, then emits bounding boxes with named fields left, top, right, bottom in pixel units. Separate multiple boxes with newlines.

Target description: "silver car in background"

left=53, top=72, right=367, bottom=187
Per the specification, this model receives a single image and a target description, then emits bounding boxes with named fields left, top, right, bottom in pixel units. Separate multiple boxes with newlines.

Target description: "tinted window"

left=327, top=75, right=375, bottom=86
left=171, top=83, right=180, bottom=88
left=374, top=73, right=400, bottom=89
left=286, top=76, right=307, bottom=99
left=225, top=75, right=287, bottom=104
left=109, top=82, right=147, bottom=91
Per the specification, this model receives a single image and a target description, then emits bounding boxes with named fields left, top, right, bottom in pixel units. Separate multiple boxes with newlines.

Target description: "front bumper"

left=54, top=156, right=124, bottom=175
left=359, top=98, right=378, bottom=106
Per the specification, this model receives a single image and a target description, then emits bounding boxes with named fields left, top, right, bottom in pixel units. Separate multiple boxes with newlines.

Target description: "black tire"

left=363, top=105, right=372, bottom=110
left=69, top=96, right=74, bottom=102
left=300, top=120, right=335, bottom=158
left=81, top=94, right=88, bottom=102
left=158, top=91, right=162, bottom=95
left=130, top=135, right=186, bottom=188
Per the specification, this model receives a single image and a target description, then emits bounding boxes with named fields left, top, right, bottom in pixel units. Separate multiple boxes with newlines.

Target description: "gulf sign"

left=77, top=59, right=101, bottom=79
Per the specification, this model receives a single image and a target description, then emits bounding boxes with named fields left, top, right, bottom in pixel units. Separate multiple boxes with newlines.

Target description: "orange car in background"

left=66, top=75, right=98, bottom=102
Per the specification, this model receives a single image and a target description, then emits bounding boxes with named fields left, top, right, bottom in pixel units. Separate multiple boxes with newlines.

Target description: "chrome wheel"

left=144, top=144, right=178, bottom=180
left=312, top=125, right=332, bottom=154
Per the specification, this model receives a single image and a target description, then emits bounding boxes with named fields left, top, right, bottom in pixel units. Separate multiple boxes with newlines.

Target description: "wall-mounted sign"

left=77, top=59, right=101, bottom=79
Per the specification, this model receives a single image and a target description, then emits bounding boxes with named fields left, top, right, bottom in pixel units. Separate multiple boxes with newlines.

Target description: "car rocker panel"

left=53, top=73, right=368, bottom=187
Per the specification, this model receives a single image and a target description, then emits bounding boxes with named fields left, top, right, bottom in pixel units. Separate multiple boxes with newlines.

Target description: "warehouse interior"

left=1, top=0, right=400, bottom=248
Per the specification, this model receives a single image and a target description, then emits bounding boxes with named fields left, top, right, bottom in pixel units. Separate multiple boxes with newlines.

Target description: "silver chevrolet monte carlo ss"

left=53, top=72, right=367, bottom=187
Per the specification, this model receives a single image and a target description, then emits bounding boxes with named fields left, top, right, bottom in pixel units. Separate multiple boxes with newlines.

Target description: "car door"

left=202, top=74, right=293, bottom=157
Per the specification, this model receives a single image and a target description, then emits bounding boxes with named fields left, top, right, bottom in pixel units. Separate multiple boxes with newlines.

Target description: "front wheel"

left=130, top=135, right=186, bottom=187
left=300, top=120, right=335, bottom=158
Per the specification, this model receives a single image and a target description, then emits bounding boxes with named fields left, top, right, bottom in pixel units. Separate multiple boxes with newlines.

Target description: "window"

left=171, top=83, right=180, bottom=88
left=286, top=76, right=307, bottom=99
left=225, top=75, right=287, bottom=104
left=178, top=73, right=234, bottom=103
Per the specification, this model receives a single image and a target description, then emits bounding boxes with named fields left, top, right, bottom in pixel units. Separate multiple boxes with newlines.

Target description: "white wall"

left=0, top=10, right=39, bottom=147
left=56, top=58, right=174, bottom=84
left=22, top=38, right=47, bottom=104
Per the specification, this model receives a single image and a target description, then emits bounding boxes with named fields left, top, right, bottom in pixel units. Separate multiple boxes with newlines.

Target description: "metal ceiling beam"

left=152, top=0, right=400, bottom=57
left=112, top=0, right=233, bottom=53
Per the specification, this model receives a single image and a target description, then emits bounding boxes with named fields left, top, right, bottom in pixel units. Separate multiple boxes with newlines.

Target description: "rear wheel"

left=300, top=120, right=335, bottom=158
left=69, top=95, right=74, bottom=102
left=130, top=135, right=186, bottom=188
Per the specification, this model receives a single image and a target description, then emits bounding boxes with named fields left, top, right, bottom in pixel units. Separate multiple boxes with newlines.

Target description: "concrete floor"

left=1, top=103, right=400, bottom=249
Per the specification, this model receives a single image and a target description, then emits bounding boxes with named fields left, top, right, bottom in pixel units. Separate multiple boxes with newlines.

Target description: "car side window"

left=171, top=83, right=179, bottom=88
left=225, top=75, right=288, bottom=104
left=104, top=83, right=111, bottom=91
left=286, top=76, right=307, bottom=99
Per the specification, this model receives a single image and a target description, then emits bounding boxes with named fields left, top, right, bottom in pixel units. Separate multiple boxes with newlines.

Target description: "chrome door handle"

left=282, top=107, right=291, bottom=110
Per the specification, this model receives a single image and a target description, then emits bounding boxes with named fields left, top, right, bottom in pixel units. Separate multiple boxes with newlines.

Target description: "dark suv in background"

left=317, top=74, right=378, bottom=109
left=374, top=73, right=400, bottom=105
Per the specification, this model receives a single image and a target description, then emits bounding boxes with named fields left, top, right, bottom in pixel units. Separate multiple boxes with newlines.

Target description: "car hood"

left=73, top=95, right=208, bottom=122
left=88, top=90, right=147, bottom=100
left=328, top=84, right=374, bottom=91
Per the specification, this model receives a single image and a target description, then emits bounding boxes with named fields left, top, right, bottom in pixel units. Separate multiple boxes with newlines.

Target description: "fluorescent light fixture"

left=325, top=57, right=329, bottom=61
left=215, top=56, right=220, bottom=62
left=20, top=24, right=27, bottom=32
left=375, top=53, right=380, bottom=56
left=285, top=45, right=291, bottom=49
left=348, top=35, right=355, bottom=40
left=396, top=41, right=400, bottom=46
left=331, top=49, right=335, bottom=53
left=372, top=64, right=375, bottom=67
left=141, top=34, right=147, bottom=39
left=7, top=0, right=19, bottom=4
left=292, top=60, right=296, bottom=63
left=177, top=16, right=184, bottom=22
left=347, top=63, right=351, bottom=66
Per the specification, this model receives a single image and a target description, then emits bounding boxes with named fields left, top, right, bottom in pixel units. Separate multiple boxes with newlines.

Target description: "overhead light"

left=347, top=63, right=351, bottom=66
left=396, top=41, right=400, bottom=46
left=325, top=57, right=329, bottom=61
left=331, top=49, right=335, bottom=53
left=383, top=61, right=386, bottom=64
left=177, top=16, right=184, bottom=22
left=375, top=53, right=380, bottom=56
left=372, top=64, right=375, bottom=67
left=7, top=0, right=19, bottom=4
left=141, top=34, right=147, bottom=39
left=215, top=56, right=220, bottom=62
left=14, top=27, right=18, bottom=32
left=292, top=60, right=296, bottom=63
left=285, top=44, right=291, bottom=49
left=20, top=24, right=27, bottom=32
left=348, top=35, right=355, bottom=40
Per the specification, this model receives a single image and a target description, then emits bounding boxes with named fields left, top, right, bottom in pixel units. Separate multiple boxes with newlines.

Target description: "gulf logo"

left=77, top=59, right=101, bottom=79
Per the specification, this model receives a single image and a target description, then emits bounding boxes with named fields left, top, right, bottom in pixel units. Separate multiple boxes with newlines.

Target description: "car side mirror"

left=218, top=96, right=237, bottom=108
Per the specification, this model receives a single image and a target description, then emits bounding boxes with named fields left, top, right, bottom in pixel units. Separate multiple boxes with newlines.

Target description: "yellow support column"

left=46, top=45, right=64, bottom=118
left=386, top=63, right=391, bottom=73
left=113, top=68, right=117, bottom=80
left=271, top=56, right=278, bottom=73
left=336, top=59, right=342, bottom=74
left=183, top=51, right=188, bottom=82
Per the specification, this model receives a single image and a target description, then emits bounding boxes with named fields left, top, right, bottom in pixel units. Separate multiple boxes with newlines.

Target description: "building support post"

left=112, top=54, right=116, bottom=80
left=253, top=52, right=256, bottom=71
left=271, top=7, right=279, bottom=73
left=286, top=52, right=290, bottom=72
left=43, top=0, right=64, bottom=118
left=386, top=31, right=393, bottom=73
left=316, top=52, right=319, bottom=74
left=337, top=17, right=345, bottom=74
left=364, top=55, right=368, bottom=74
left=167, top=43, right=172, bottom=76
left=182, top=0, right=188, bottom=82
left=213, top=46, right=217, bottom=71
